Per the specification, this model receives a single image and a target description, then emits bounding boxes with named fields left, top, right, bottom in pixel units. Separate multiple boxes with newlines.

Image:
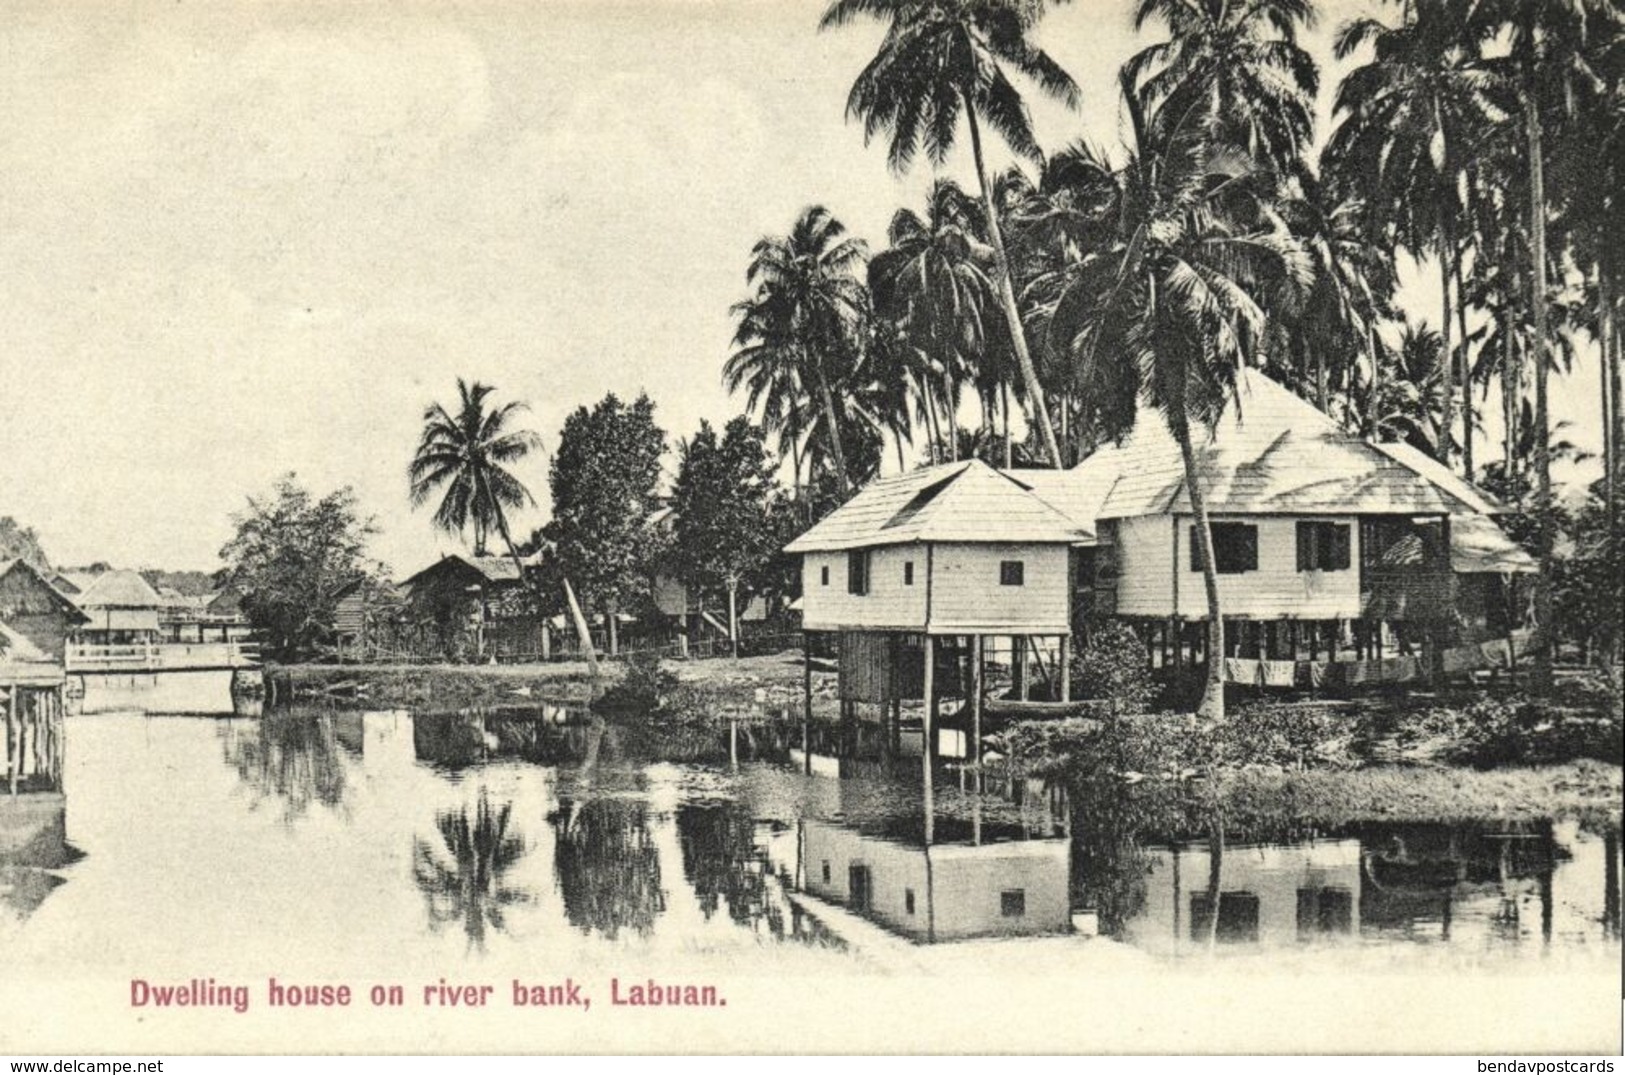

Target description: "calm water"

left=2, top=693, right=1620, bottom=980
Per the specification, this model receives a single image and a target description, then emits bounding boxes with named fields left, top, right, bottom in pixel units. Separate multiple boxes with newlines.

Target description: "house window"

left=999, top=560, right=1025, bottom=586
left=821, top=860, right=831, bottom=884
left=903, top=560, right=914, bottom=586
left=1191, top=523, right=1258, bottom=574
left=1296, top=521, right=1351, bottom=572
left=1001, top=889, right=1026, bottom=917
left=820, top=565, right=830, bottom=586
left=905, top=888, right=916, bottom=915
left=847, top=550, right=870, bottom=596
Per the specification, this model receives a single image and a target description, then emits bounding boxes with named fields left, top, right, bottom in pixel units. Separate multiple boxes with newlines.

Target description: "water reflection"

left=219, top=710, right=358, bottom=820
left=412, top=792, right=532, bottom=952
left=549, top=795, right=665, bottom=940
left=10, top=709, right=1617, bottom=977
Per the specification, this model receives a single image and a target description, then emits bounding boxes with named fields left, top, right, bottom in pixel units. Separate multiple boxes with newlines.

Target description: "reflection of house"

left=1127, top=840, right=1363, bottom=953
left=798, top=819, right=1070, bottom=942
left=0, top=560, right=88, bottom=659
left=399, top=554, right=545, bottom=661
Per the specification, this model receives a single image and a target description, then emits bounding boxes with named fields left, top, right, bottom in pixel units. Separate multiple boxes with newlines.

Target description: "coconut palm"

left=409, top=379, right=599, bottom=679
left=819, top=0, right=1080, bottom=468
left=1464, top=0, right=1623, bottom=687
left=870, top=179, right=1000, bottom=465
left=730, top=206, right=870, bottom=496
left=1325, top=1, right=1509, bottom=475
left=1125, top=0, right=1320, bottom=176
left=1039, top=72, right=1311, bottom=720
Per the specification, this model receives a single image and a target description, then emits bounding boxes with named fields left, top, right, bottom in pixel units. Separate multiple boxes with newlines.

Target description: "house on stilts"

left=784, top=368, right=1536, bottom=738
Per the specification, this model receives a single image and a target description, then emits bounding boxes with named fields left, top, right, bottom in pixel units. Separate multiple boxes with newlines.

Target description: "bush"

left=594, top=649, right=677, bottom=713
left=1072, top=621, right=1157, bottom=715
left=1451, top=694, right=1623, bottom=768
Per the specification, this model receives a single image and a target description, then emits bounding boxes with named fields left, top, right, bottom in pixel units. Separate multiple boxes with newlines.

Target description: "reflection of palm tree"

left=221, top=711, right=348, bottom=821
left=549, top=796, right=664, bottom=941
left=413, top=792, right=531, bottom=953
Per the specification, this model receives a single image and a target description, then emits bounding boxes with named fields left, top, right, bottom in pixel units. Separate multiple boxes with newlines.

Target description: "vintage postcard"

left=0, top=0, right=1620, bottom=1057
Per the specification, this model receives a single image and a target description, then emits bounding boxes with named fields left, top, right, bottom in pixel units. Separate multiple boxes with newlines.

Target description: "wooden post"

left=541, top=622, right=552, bottom=662
left=1058, top=634, right=1071, bottom=702
left=922, top=634, right=936, bottom=762
left=971, top=635, right=984, bottom=768
left=1018, top=635, right=1029, bottom=701
left=801, top=633, right=814, bottom=776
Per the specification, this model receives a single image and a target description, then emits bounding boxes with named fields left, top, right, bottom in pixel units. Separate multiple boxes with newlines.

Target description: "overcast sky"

left=0, top=0, right=1604, bottom=575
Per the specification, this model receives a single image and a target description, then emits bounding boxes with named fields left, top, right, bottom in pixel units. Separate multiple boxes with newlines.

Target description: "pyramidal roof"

left=784, top=459, right=1090, bottom=553
left=75, top=569, right=163, bottom=609
left=1081, top=368, right=1486, bottom=519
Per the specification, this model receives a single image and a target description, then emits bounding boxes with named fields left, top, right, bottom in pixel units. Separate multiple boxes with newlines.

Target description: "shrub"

left=1451, top=694, right=1623, bottom=768
left=594, top=649, right=677, bottom=713
left=1072, top=621, right=1157, bottom=715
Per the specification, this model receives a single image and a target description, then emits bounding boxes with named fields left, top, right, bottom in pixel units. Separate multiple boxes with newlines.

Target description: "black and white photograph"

left=0, top=0, right=1620, bottom=1058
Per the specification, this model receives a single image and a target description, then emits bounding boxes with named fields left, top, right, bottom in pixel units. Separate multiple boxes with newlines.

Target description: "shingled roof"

left=784, top=459, right=1091, bottom=553
left=1079, top=368, right=1486, bottom=519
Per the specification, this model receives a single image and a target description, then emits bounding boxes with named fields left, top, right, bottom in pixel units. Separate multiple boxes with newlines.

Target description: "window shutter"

left=1189, top=527, right=1201, bottom=572
left=1296, top=522, right=1312, bottom=572
left=1332, top=524, right=1351, bottom=570
left=1242, top=525, right=1259, bottom=571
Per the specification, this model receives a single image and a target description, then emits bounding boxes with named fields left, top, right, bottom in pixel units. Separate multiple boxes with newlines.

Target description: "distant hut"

left=0, top=560, right=88, bottom=660
left=71, top=569, right=165, bottom=649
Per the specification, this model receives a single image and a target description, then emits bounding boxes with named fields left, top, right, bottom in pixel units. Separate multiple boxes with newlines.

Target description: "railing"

left=64, top=640, right=261, bottom=673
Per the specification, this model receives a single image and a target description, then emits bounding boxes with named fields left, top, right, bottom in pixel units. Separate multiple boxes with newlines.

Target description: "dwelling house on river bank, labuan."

left=785, top=370, right=1535, bottom=747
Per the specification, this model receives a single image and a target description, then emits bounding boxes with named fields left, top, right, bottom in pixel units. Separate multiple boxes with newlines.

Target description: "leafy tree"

left=219, top=474, right=383, bottom=660
left=820, top=0, right=1080, bottom=468
left=543, top=393, right=666, bottom=656
left=408, top=378, right=599, bottom=677
left=669, top=417, right=793, bottom=656
left=0, top=517, right=50, bottom=572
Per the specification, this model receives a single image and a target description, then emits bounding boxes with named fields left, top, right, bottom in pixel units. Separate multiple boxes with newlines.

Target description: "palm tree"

left=869, top=179, right=1000, bottom=466
left=1040, top=72, right=1311, bottom=720
left=730, top=206, right=870, bottom=496
left=409, top=379, right=599, bottom=679
left=1126, top=0, right=1319, bottom=176
left=1467, top=0, right=1622, bottom=687
left=1324, top=0, right=1503, bottom=474
left=819, top=0, right=1080, bottom=468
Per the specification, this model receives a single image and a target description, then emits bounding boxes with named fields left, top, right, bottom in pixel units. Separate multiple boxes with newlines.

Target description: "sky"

left=0, top=0, right=1606, bottom=575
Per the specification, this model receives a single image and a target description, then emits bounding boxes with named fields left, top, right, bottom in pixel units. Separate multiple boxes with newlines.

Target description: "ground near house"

left=262, top=648, right=840, bottom=713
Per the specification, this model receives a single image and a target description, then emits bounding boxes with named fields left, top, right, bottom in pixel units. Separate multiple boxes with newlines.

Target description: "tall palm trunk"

left=1001, top=382, right=1013, bottom=469
left=813, top=359, right=851, bottom=496
left=1168, top=390, right=1225, bottom=721
left=964, top=102, right=1062, bottom=469
left=1368, top=321, right=1382, bottom=439
left=1453, top=252, right=1475, bottom=479
left=943, top=370, right=959, bottom=462
left=1602, top=257, right=1621, bottom=667
left=923, top=380, right=944, bottom=464
left=1438, top=247, right=1456, bottom=466
left=1525, top=85, right=1554, bottom=691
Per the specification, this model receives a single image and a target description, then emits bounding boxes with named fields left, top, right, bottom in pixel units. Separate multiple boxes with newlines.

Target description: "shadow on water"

left=412, top=791, right=532, bottom=953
